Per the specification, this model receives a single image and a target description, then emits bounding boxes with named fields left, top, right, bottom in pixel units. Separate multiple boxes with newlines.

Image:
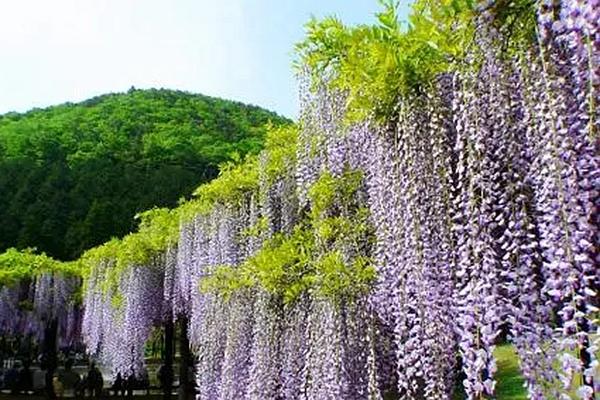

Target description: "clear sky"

left=0, top=1, right=409, bottom=119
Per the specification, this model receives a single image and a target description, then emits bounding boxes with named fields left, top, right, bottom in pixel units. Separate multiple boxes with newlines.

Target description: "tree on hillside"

left=0, top=89, right=290, bottom=259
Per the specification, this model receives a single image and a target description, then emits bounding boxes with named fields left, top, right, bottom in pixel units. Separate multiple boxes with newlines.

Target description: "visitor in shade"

left=157, top=363, right=173, bottom=391
left=17, top=359, right=33, bottom=394
left=112, top=372, right=124, bottom=396
left=4, top=361, right=20, bottom=394
left=58, top=359, right=81, bottom=395
left=52, top=373, right=64, bottom=398
left=125, top=373, right=136, bottom=398
left=86, top=362, right=103, bottom=398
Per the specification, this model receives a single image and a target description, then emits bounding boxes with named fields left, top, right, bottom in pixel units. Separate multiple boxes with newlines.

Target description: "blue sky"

left=0, top=1, right=409, bottom=119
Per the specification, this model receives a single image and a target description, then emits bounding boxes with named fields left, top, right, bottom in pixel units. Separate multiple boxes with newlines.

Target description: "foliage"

left=190, top=156, right=260, bottom=214
left=260, top=124, right=298, bottom=184
left=296, top=0, right=537, bottom=121
left=0, top=88, right=290, bottom=259
left=199, top=167, right=375, bottom=304
left=0, top=247, right=78, bottom=287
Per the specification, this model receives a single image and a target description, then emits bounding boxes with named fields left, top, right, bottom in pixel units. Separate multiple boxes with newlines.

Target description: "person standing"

left=5, top=360, right=20, bottom=395
left=17, top=359, right=33, bottom=394
left=52, top=374, right=64, bottom=398
left=86, top=362, right=103, bottom=399
left=58, top=359, right=80, bottom=396
left=112, top=372, right=124, bottom=397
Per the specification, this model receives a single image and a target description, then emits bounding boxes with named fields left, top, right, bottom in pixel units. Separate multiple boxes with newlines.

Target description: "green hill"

left=0, top=88, right=290, bottom=259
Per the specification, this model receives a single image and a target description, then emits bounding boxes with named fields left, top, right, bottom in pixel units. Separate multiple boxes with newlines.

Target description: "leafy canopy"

left=296, top=0, right=536, bottom=121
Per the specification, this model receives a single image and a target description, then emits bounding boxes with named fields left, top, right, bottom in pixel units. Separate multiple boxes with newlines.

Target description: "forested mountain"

left=0, top=88, right=290, bottom=259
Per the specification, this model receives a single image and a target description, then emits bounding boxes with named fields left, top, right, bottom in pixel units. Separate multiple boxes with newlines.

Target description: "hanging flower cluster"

left=82, top=253, right=165, bottom=378
left=32, top=272, right=82, bottom=348
left=181, top=73, right=381, bottom=399
left=0, top=282, right=40, bottom=338
left=0, top=248, right=83, bottom=352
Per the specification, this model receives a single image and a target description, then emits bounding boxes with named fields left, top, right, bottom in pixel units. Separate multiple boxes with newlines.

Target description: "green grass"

left=494, top=344, right=527, bottom=400
left=452, top=344, right=528, bottom=400
left=381, top=344, right=529, bottom=400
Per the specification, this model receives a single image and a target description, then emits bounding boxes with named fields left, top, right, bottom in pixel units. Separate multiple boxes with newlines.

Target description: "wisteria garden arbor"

left=0, top=1, right=597, bottom=399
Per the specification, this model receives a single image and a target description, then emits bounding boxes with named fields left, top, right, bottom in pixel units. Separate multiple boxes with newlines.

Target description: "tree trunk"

left=178, top=317, right=192, bottom=400
left=163, top=319, right=175, bottom=400
left=42, top=318, right=58, bottom=399
left=578, top=316, right=595, bottom=397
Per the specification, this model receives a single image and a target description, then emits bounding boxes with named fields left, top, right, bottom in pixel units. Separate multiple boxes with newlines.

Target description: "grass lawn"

left=382, top=344, right=528, bottom=400
left=452, top=344, right=527, bottom=400
left=494, top=344, right=527, bottom=400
